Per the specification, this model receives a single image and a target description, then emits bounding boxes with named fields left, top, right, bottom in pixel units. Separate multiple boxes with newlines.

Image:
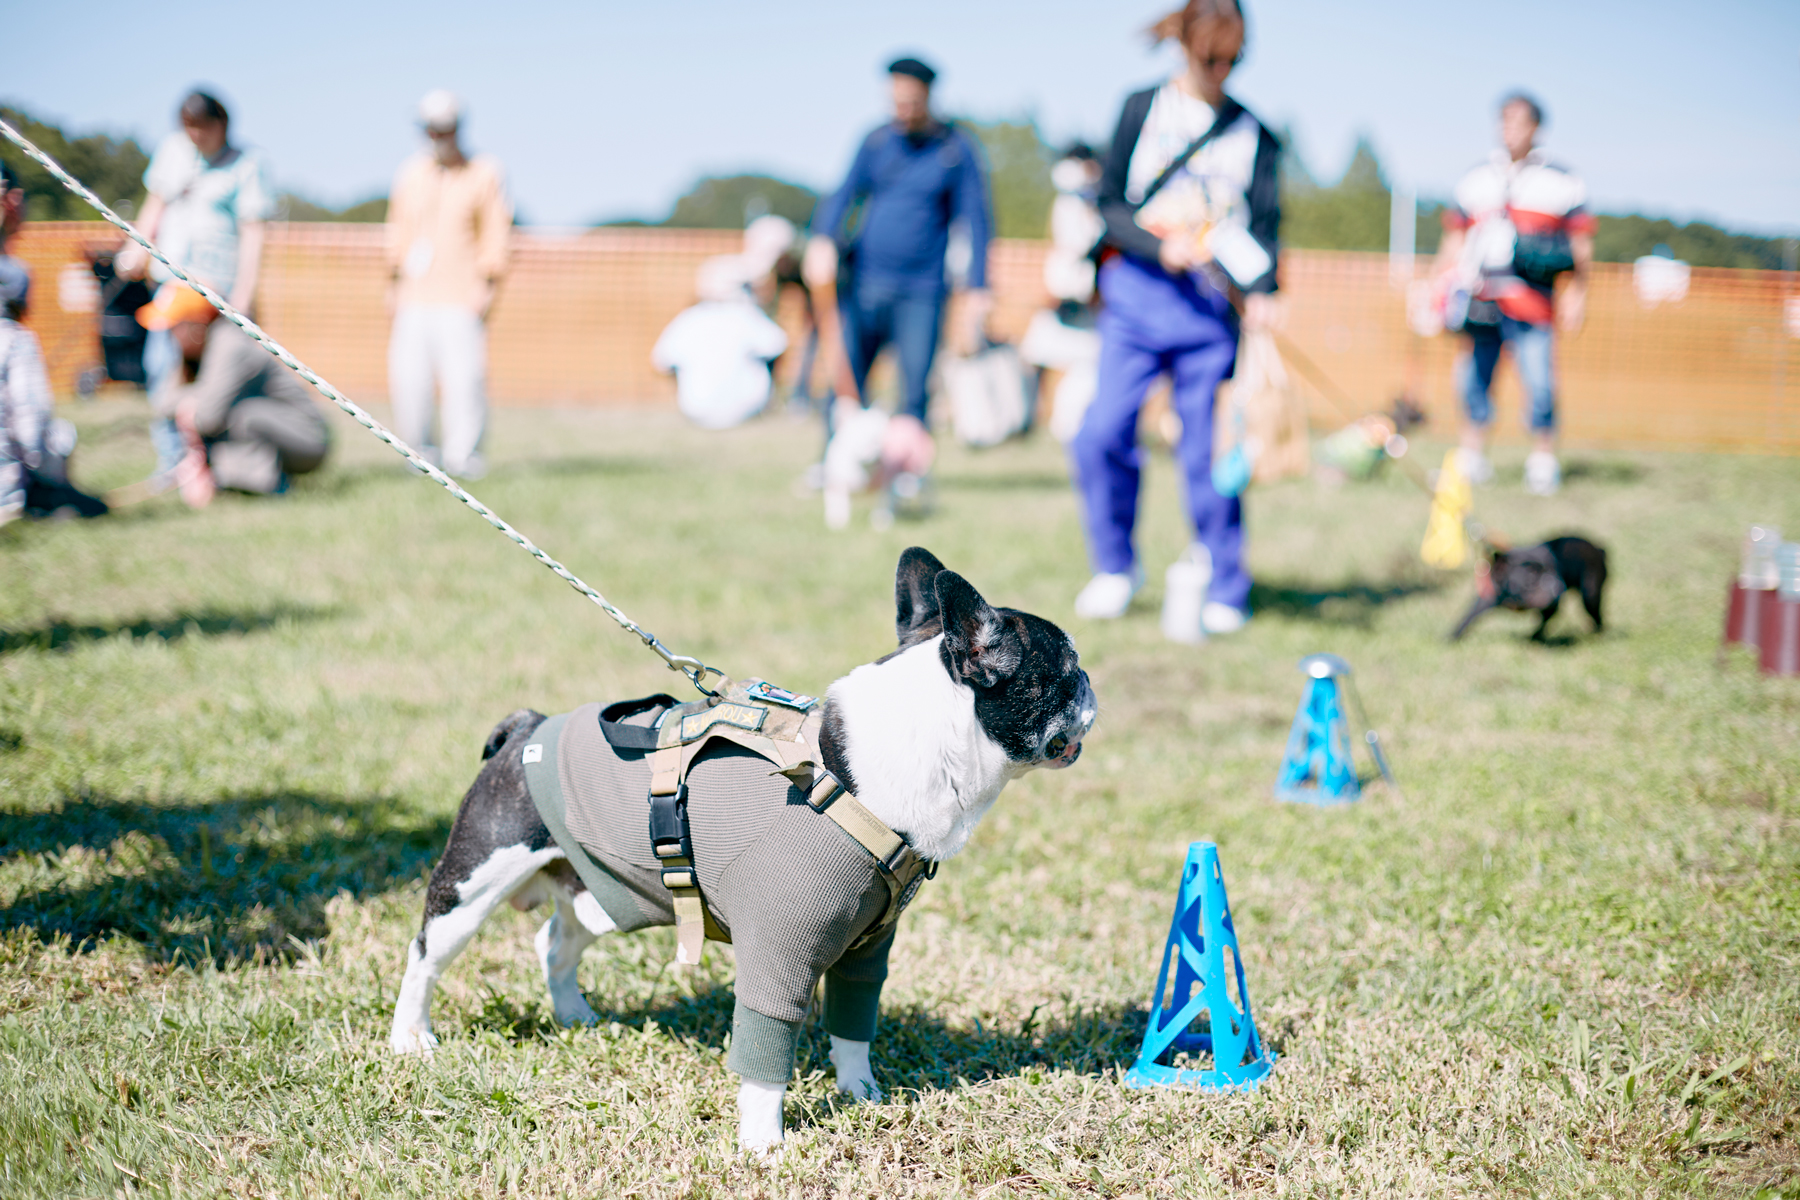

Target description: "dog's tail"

left=1449, top=597, right=1496, bottom=642
left=482, top=709, right=547, bottom=760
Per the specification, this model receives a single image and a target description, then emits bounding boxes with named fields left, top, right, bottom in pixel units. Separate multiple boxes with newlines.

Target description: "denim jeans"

left=1459, top=316, right=1556, bottom=433
left=838, top=275, right=946, bottom=427
left=142, top=327, right=186, bottom=473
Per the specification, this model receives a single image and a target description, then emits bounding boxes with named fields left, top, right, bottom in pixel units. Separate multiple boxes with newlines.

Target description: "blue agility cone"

left=1126, top=842, right=1275, bottom=1090
left=1275, top=653, right=1360, bottom=805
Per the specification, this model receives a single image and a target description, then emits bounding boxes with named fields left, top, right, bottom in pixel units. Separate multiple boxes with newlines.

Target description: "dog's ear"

left=895, top=546, right=948, bottom=644
left=937, top=570, right=1023, bottom=688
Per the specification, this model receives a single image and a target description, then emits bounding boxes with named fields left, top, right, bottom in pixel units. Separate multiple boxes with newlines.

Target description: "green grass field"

left=3, top=395, right=1797, bottom=1198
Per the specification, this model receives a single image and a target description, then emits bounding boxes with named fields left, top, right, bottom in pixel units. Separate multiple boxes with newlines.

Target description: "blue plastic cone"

left=1276, top=653, right=1360, bottom=806
left=1126, top=842, right=1275, bottom=1090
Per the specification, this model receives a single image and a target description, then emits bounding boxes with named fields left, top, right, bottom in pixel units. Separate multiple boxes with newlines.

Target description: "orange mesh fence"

left=11, top=222, right=1798, bottom=452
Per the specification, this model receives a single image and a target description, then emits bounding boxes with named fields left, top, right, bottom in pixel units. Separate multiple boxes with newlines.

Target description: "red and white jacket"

left=1445, top=148, right=1596, bottom=325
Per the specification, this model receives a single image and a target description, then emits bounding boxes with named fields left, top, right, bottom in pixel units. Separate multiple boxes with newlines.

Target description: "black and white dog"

left=388, top=548, right=1097, bottom=1152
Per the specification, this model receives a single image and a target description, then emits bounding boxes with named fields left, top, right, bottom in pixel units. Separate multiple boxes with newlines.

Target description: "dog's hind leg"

left=1581, top=555, right=1606, bottom=632
left=521, top=861, right=617, bottom=1027
left=391, top=843, right=566, bottom=1054
left=391, top=709, right=559, bottom=1055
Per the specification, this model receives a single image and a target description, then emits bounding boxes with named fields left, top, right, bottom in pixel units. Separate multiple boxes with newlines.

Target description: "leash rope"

left=0, top=118, right=722, bottom=695
left=1273, top=330, right=1502, bottom=552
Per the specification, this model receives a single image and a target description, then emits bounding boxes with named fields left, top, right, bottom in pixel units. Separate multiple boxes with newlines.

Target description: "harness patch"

left=745, top=681, right=817, bottom=710
left=521, top=743, right=543, bottom=765
left=678, top=702, right=767, bottom=742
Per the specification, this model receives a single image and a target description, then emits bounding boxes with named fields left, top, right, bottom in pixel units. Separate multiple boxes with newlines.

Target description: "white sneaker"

left=1455, top=446, right=1494, bottom=486
left=1201, top=602, right=1249, bottom=635
left=1161, top=544, right=1213, bottom=644
left=446, top=452, right=486, bottom=481
left=1075, top=567, right=1143, bottom=620
left=1524, top=451, right=1561, bottom=496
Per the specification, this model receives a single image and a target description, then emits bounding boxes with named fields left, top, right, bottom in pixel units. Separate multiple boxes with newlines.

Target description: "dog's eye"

left=1046, top=734, right=1068, bottom=758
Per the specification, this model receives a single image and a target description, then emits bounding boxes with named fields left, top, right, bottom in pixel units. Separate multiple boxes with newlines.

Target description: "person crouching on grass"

left=1069, top=0, right=1282, bottom=637
left=136, top=285, right=330, bottom=508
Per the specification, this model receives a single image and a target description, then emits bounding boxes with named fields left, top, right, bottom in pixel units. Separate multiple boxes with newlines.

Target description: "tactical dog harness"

left=518, top=678, right=935, bottom=1080
left=620, top=677, right=932, bottom=965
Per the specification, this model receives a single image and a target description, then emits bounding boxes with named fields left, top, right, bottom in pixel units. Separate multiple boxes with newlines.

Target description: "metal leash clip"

left=642, top=635, right=724, bottom=697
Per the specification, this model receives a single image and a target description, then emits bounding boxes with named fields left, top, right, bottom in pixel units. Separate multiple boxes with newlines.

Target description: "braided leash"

left=0, top=117, right=722, bottom=695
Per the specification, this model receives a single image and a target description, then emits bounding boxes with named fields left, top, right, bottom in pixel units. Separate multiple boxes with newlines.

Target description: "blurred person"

left=1434, top=92, right=1594, bottom=497
left=652, top=257, right=789, bottom=430
left=117, top=90, right=274, bottom=479
left=137, top=284, right=330, bottom=508
left=0, top=257, right=107, bottom=523
left=0, top=162, right=24, bottom=250
left=770, top=237, right=821, bottom=413
left=803, top=56, right=994, bottom=440
left=386, top=90, right=512, bottom=480
left=1069, top=0, right=1281, bottom=635
left=1021, top=142, right=1105, bottom=443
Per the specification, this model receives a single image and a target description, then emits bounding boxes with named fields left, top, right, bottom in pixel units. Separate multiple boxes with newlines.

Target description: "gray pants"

left=208, top=397, right=330, bottom=494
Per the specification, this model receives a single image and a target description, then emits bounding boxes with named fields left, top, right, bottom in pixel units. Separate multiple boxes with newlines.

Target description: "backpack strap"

left=1135, top=96, right=1244, bottom=209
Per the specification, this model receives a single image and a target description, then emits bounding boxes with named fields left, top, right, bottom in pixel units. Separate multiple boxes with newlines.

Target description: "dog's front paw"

left=828, top=1035, right=884, bottom=1104
left=737, top=1079, right=786, bottom=1159
left=553, top=998, right=600, bottom=1027
left=389, top=1025, right=439, bottom=1056
left=834, top=1072, right=884, bottom=1104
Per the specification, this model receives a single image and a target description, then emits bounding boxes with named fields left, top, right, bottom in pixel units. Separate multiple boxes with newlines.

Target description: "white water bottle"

left=1162, top=543, right=1214, bottom=645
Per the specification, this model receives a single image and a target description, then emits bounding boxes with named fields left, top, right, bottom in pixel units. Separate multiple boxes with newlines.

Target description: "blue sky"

left=10, top=0, right=1799, bottom=233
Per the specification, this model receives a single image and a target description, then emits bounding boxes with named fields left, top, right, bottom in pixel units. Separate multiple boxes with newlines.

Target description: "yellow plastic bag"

left=1420, top=450, right=1472, bottom=569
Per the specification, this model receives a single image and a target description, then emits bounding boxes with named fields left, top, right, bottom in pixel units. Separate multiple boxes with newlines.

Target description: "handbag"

left=1512, top=231, right=1575, bottom=288
left=944, top=340, right=1030, bottom=449
left=1505, top=170, right=1575, bottom=287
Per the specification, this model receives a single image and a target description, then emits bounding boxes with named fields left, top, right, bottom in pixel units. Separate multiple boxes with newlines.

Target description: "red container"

left=1759, top=596, right=1800, bottom=677
left=1724, top=582, right=1770, bottom=649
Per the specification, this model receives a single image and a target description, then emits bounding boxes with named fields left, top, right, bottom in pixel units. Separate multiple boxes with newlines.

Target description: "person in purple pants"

left=1070, top=0, right=1281, bottom=636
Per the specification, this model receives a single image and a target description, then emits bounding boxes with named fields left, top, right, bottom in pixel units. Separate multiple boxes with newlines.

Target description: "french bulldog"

left=1450, top=534, right=1608, bottom=642
left=388, top=547, right=1096, bottom=1154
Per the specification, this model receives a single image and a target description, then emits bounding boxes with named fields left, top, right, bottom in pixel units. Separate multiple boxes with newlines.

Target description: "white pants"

left=389, top=305, right=488, bottom=477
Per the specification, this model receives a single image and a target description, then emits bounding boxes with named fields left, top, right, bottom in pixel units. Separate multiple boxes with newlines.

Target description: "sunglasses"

left=1200, top=53, right=1243, bottom=71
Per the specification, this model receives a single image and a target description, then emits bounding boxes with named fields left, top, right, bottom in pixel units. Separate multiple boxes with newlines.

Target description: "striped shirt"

left=1446, top=148, right=1597, bottom=325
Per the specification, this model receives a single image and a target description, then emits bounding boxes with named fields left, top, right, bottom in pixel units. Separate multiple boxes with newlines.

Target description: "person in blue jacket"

left=1070, top=0, right=1281, bottom=636
left=804, top=56, right=994, bottom=430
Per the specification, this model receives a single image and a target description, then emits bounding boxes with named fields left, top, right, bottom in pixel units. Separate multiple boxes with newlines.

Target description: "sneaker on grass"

left=1525, top=450, right=1561, bottom=496
left=1201, top=601, right=1249, bottom=635
left=1456, top=446, right=1494, bottom=486
left=1074, top=567, right=1143, bottom=620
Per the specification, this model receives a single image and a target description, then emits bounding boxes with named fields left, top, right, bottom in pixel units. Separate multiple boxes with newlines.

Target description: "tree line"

left=3, top=103, right=1790, bottom=270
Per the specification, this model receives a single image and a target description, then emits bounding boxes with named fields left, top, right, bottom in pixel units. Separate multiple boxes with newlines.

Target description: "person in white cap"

left=385, top=90, right=512, bottom=479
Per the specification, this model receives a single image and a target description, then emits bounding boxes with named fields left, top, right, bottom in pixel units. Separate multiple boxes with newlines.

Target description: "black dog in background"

left=1451, top=535, right=1608, bottom=642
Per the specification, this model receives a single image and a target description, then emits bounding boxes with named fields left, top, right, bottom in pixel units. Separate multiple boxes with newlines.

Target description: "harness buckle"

left=648, top=783, right=690, bottom=861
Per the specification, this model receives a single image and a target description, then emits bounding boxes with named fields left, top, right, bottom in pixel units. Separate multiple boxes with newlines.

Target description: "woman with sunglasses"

left=1070, top=0, right=1281, bottom=638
